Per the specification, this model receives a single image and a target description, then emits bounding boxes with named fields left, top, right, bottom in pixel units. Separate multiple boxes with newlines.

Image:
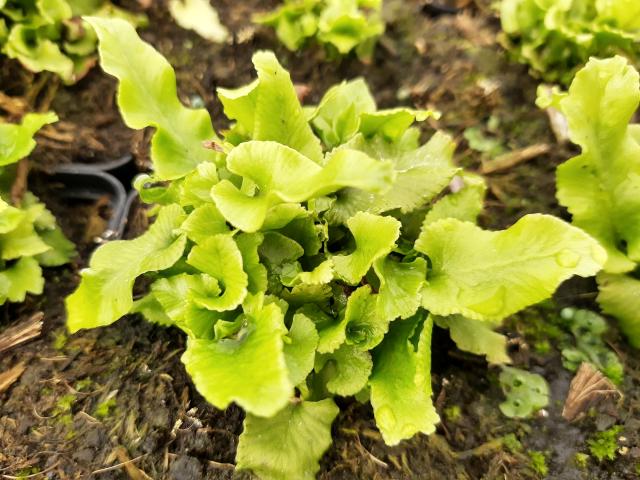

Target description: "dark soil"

left=1, top=0, right=639, bottom=479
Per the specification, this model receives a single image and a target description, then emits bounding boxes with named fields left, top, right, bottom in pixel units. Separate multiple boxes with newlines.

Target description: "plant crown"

left=67, top=17, right=607, bottom=480
left=0, top=112, right=75, bottom=304
left=500, top=0, right=640, bottom=84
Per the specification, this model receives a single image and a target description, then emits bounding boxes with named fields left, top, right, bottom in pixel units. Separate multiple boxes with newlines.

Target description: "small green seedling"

left=588, top=425, right=623, bottom=462
left=499, top=367, right=549, bottom=418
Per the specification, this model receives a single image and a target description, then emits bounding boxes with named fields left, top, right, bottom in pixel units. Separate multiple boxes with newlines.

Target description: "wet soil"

left=1, top=0, right=639, bottom=478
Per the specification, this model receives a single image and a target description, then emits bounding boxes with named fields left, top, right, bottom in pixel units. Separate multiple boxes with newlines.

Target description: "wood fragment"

left=481, top=143, right=551, bottom=174
left=10, top=158, right=30, bottom=206
left=0, top=312, right=44, bottom=355
left=91, top=449, right=149, bottom=478
left=0, top=363, right=26, bottom=394
left=562, top=362, right=622, bottom=422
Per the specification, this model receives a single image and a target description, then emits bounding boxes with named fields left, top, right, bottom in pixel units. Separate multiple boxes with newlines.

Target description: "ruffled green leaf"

left=359, top=108, right=439, bottom=143
left=236, top=232, right=268, bottom=294
left=86, top=17, right=219, bottom=179
left=539, top=56, right=640, bottom=273
left=436, top=315, right=510, bottom=364
left=182, top=302, right=292, bottom=416
left=284, top=312, right=319, bottom=386
left=0, top=257, right=44, bottom=305
left=219, top=51, right=322, bottom=163
left=597, top=272, right=640, bottom=348
left=35, top=225, right=76, bottom=267
left=236, top=399, right=339, bottom=480
left=343, top=285, right=389, bottom=350
left=186, top=234, right=248, bottom=311
left=315, top=344, right=372, bottom=396
left=180, top=203, right=229, bottom=244
left=374, top=256, right=426, bottom=321
left=417, top=214, right=606, bottom=322
left=332, top=212, right=400, bottom=285
left=424, top=173, right=486, bottom=225
left=0, top=112, right=57, bottom=166
left=212, top=141, right=394, bottom=231
left=66, top=204, right=187, bottom=332
left=151, top=274, right=221, bottom=339
left=310, top=78, right=376, bottom=148
left=369, top=313, right=439, bottom=445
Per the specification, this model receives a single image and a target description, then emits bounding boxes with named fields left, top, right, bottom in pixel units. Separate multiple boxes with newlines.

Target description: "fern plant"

left=66, top=17, right=607, bottom=480
left=0, top=113, right=75, bottom=304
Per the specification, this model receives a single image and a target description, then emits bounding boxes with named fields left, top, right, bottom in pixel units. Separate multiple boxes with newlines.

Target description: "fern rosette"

left=67, top=18, right=607, bottom=480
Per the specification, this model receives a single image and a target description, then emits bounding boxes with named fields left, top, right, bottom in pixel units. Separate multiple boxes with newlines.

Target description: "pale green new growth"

left=499, top=367, right=549, bottom=418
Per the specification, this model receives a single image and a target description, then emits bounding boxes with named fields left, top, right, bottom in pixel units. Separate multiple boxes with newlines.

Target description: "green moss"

left=15, top=467, right=40, bottom=478
left=502, top=433, right=523, bottom=453
left=574, top=452, right=589, bottom=469
left=588, top=426, right=622, bottom=462
left=74, top=378, right=93, bottom=392
left=94, top=398, right=117, bottom=419
left=443, top=405, right=461, bottom=422
left=528, top=450, right=549, bottom=477
left=52, top=329, right=68, bottom=351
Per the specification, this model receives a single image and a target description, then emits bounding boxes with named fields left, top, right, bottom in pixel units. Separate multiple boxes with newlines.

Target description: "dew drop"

left=555, top=249, right=580, bottom=268
left=376, top=405, right=397, bottom=430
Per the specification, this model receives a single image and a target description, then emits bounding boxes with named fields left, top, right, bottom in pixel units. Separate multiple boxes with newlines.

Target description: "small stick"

left=89, top=453, right=148, bottom=476
left=0, top=312, right=44, bottom=355
left=481, top=144, right=551, bottom=174
left=0, top=362, right=26, bottom=394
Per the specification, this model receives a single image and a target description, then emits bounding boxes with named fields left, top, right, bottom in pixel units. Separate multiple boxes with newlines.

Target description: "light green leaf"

left=284, top=312, right=319, bottom=386
left=424, top=173, right=487, bottom=225
left=333, top=212, right=400, bottom=285
left=359, top=109, right=439, bottom=142
left=499, top=366, right=549, bottom=418
left=35, top=225, right=76, bottom=266
left=437, top=315, right=511, bottom=364
left=597, top=272, right=640, bottom=348
left=168, top=0, right=228, bottom=43
left=186, top=234, right=248, bottom=311
left=4, top=26, right=75, bottom=81
left=236, top=399, right=339, bottom=480
left=182, top=302, right=292, bottom=416
left=219, top=51, right=322, bottom=163
left=86, top=17, right=219, bottom=179
left=343, top=285, right=389, bottom=350
left=66, top=204, right=187, bottom=332
left=180, top=203, right=229, bottom=244
left=151, top=273, right=221, bottom=338
left=212, top=141, right=394, bottom=232
left=310, top=78, right=376, bottom=148
left=548, top=56, right=640, bottom=272
left=0, top=257, right=44, bottom=304
left=374, top=256, right=426, bottom=321
left=369, top=313, right=439, bottom=445
left=315, top=344, right=372, bottom=396
left=236, top=232, right=268, bottom=294
left=417, top=214, right=606, bottom=322
left=0, top=112, right=58, bottom=166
